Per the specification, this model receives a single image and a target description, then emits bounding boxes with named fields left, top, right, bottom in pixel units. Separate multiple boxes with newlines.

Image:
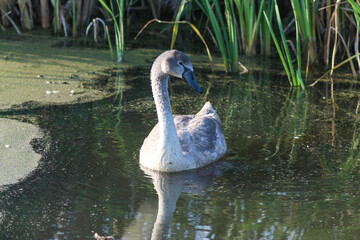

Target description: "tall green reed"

left=194, top=0, right=239, bottom=72
left=260, top=0, right=274, bottom=56
left=234, top=0, right=265, bottom=56
left=349, top=0, right=360, bottom=73
left=171, top=0, right=187, bottom=49
left=99, top=0, right=125, bottom=63
left=264, top=0, right=304, bottom=89
left=290, top=0, right=318, bottom=66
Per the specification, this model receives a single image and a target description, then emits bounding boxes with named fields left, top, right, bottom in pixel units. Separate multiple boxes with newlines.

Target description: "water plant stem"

left=98, top=0, right=124, bottom=62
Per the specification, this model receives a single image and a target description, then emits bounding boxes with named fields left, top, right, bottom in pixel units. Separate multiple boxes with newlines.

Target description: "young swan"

left=140, top=50, right=226, bottom=172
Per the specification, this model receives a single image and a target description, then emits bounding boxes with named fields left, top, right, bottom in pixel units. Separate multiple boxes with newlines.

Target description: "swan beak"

left=182, top=67, right=202, bottom=94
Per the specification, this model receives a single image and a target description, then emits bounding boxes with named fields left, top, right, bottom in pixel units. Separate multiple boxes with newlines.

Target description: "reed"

left=290, top=0, right=318, bottom=65
left=234, top=0, right=265, bottom=56
left=106, top=26, right=114, bottom=60
left=260, top=0, right=274, bottom=56
left=53, top=0, right=60, bottom=34
left=194, top=0, right=239, bottom=72
left=0, top=0, right=9, bottom=27
left=40, top=0, right=50, bottom=28
left=170, top=0, right=187, bottom=49
left=347, top=0, right=360, bottom=73
left=18, top=0, right=33, bottom=30
left=98, top=0, right=125, bottom=63
left=264, top=0, right=304, bottom=89
left=135, top=18, right=214, bottom=70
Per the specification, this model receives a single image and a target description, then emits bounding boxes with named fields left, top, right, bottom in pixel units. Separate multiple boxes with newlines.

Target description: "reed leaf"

left=273, top=0, right=297, bottom=87
left=171, top=0, right=187, bottom=49
left=106, top=26, right=114, bottom=60
left=135, top=18, right=214, bottom=70
left=290, top=0, right=318, bottom=65
left=310, top=52, right=360, bottom=86
left=195, top=0, right=240, bottom=72
left=348, top=0, right=360, bottom=72
left=234, top=0, right=265, bottom=56
left=263, top=12, right=292, bottom=86
left=261, top=0, right=274, bottom=56
left=98, top=0, right=124, bottom=62
left=195, top=0, right=228, bottom=71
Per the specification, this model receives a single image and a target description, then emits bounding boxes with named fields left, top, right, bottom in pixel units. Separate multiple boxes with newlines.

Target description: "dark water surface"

left=1, top=68, right=360, bottom=240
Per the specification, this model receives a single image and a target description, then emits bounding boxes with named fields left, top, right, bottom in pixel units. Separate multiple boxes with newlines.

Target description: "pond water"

left=1, top=64, right=360, bottom=240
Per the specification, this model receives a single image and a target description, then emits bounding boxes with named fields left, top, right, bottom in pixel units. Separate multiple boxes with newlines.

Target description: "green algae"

left=0, top=118, right=42, bottom=187
left=0, top=31, right=119, bottom=109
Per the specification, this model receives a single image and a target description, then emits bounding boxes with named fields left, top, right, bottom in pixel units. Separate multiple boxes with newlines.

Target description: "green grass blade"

left=274, top=0, right=297, bottom=86
left=349, top=0, right=360, bottom=14
left=294, top=5, right=301, bottom=77
left=264, top=12, right=292, bottom=86
left=54, top=0, right=58, bottom=33
left=296, top=70, right=305, bottom=90
left=171, top=0, right=187, bottom=49
left=224, top=0, right=238, bottom=71
left=106, top=26, right=114, bottom=60
left=249, top=0, right=266, bottom=51
left=194, top=0, right=228, bottom=71
left=99, top=0, right=124, bottom=62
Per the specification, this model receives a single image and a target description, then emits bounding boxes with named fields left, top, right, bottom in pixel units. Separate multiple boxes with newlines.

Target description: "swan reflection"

left=121, top=162, right=225, bottom=240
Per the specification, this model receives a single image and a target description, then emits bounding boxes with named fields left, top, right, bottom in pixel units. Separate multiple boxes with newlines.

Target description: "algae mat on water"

left=0, top=118, right=42, bottom=187
left=0, top=32, right=120, bottom=110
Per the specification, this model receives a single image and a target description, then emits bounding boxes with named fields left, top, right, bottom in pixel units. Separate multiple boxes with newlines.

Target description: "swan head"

left=160, top=50, right=202, bottom=94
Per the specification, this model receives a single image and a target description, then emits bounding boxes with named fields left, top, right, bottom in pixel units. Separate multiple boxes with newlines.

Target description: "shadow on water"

left=1, top=68, right=360, bottom=239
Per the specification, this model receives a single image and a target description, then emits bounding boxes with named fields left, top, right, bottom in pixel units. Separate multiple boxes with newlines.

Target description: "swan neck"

left=151, top=72, right=180, bottom=149
left=149, top=60, right=186, bottom=172
left=152, top=74, right=173, bottom=129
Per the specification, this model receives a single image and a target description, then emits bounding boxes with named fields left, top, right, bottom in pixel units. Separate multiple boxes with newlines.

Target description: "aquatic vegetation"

left=136, top=18, right=214, bottom=70
left=18, top=0, right=33, bottom=30
left=290, top=0, right=318, bottom=66
left=2, top=1, right=360, bottom=82
left=234, top=0, right=265, bottom=56
left=194, top=0, right=239, bottom=72
left=98, top=0, right=125, bottom=63
left=264, top=0, right=304, bottom=89
left=85, top=18, right=107, bottom=43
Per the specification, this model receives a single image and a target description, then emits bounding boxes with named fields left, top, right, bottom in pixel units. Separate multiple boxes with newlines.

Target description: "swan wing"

left=174, top=113, right=227, bottom=167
